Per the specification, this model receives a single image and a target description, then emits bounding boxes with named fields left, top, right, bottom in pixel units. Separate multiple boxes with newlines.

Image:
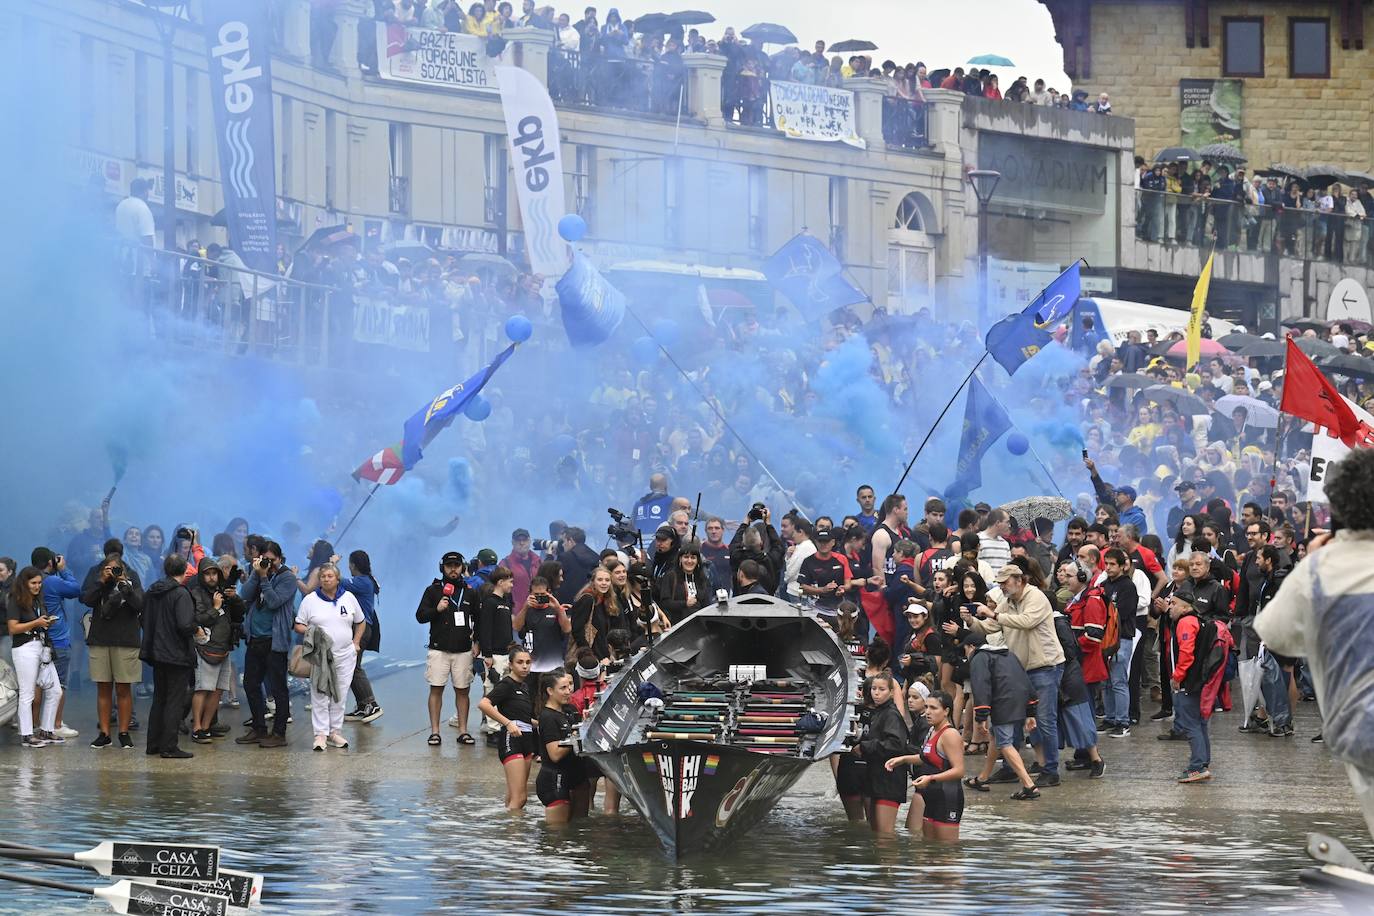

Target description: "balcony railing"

left=389, top=175, right=410, bottom=216
left=549, top=48, right=686, bottom=117
left=1134, top=189, right=1374, bottom=266
left=882, top=97, right=928, bottom=150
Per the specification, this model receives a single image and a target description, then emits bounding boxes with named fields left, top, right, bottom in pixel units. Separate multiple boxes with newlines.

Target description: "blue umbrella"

left=967, top=54, right=1015, bottom=67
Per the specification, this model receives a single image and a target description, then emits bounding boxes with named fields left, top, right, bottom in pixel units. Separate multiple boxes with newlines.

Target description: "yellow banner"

left=1186, top=253, right=1214, bottom=369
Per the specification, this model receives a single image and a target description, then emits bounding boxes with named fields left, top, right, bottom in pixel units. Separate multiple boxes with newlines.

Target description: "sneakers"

left=1178, top=769, right=1212, bottom=783
left=128, top=715, right=140, bottom=731
left=208, top=724, right=232, bottom=738
left=1312, top=733, right=1324, bottom=744
left=1065, top=759, right=1092, bottom=771
left=1157, top=731, right=1188, bottom=741
left=21, top=735, right=48, bottom=748
left=1108, top=725, right=1131, bottom=738
left=53, top=725, right=78, bottom=739
left=1033, top=771, right=1061, bottom=788
left=987, top=766, right=1019, bottom=784
left=160, top=748, right=194, bottom=759
left=313, top=736, right=326, bottom=752
left=258, top=734, right=287, bottom=748
left=358, top=703, right=384, bottom=724
left=118, top=733, right=134, bottom=749
left=1238, top=721, right=1267, bottom=734
left=1149, top=710, right=1171, bottom=721
left=192, top=730, right=213, bottom=745
left=236, top=730, right=264, bottom=745
left=327, top=732, right=349, bottom=749
left=1028, top=762, right=1042, bottom=775
left=38, top=730, right=64, bottom=745
left=344, top=707, right=366, bottom=721
left=447, top=715, right=462, bottom=728
left=1089, top=758, right=1106, bottom=779
left=1269, top=724, right=1295, bottom=738
left=90, top=732, right=112, bottom=749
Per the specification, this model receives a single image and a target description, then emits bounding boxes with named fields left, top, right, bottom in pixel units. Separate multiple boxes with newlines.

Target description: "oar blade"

left=96, top=880, right=230, bottom=916
left=153, top=868, right=263, bottom=909
left=77, top=842, right=221, bottom=880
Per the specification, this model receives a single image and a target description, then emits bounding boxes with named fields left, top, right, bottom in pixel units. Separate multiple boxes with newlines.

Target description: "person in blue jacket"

left=341, top=549, right=384, bottom=724
left=236, top=541, right=299, bottom=747
left=31, top=547, right=81, bottom=739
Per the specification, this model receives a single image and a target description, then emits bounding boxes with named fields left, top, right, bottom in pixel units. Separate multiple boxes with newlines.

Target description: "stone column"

left=846, top=77, right=887, bottom=151
left=279, top=0, right=310, bottom=62
left=503, top=26, right=553, bottom=88
left=919, top=88, right=964, bottom=159
left=683, top=53, right=726, bottom=128
left=329, top=0, right=370, bottom=73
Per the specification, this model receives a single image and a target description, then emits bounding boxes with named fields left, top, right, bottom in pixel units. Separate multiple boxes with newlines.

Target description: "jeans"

left=147, top=662, right=192, bottom=754
left=1104, top=635, right=1135, bottom=725
left=1172, top=689, right=1210, bottom=772
left=350, top=654, right=375, bottom=706
left=1128, top=625, right=1152, bottom=722
left=244, top=637, right=289, bottom=736
left=1260, top=651, right=1292, bottom=728
left=1026, top=663, right=1063, bottom=775
left=1060, top=698, right=1098, bottom=750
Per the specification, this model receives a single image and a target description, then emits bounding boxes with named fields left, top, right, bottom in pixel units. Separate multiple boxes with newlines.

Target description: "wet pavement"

left=0, top=675, right=1368, bottom=914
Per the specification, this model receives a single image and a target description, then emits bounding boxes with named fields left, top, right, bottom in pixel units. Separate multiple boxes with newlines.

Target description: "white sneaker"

left=447, top=715, right=461, bottom=728
left=53, top=726, right=79, bottom=739
left=327, top=732, right=349, bottom=749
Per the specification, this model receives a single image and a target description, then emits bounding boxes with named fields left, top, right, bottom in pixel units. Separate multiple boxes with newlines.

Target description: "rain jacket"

left=1064, top=583, right=1109, bottom=683
left=139, top=576, right=196, bottom=668
left=240, top=565, right=299, bottom=653
left=299, top=624, right=340, bottom=703
left=968, top=639, right=1037, bottom=726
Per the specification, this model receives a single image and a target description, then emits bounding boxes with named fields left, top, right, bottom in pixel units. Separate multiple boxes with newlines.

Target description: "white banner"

left=375, top=23, right=498, bottom=93
left=1306, top=395, right=1374, bottom=503
left=495, top=65, right=571, bottom=278
left=353, top=297, right=431, bottom=352
left=769, top=80, right=866, bottom=149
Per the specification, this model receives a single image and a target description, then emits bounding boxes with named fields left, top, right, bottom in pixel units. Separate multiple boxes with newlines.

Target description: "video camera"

left=607, top=507, right=638, bottom=544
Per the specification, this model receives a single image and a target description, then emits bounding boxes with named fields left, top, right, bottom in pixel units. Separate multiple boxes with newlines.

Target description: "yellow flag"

left=1186, top=253, right=1214, bottom=369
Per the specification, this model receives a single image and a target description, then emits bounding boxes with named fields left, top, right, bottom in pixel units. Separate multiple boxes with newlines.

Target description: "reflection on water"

left=0, top=758, right=1367, bottom=914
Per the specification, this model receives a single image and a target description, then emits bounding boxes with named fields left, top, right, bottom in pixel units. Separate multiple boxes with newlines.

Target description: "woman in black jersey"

left=887, top=690, right=965, bottom=841
left=853, top=671, right=909, bottom=835
left=477, top=646, right=535, bottom=811
left=536, top=670, right=591, bottom=824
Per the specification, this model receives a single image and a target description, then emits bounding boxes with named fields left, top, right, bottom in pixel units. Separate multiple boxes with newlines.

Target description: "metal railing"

left=549, top=48, right=686, bottom=117
left=721, top=70, right=773, bottom=128
left=882, top=97, right=928, bottom=150
left=389, top=175, right=410, bottom=216
left=1134, top=189, right=1374, bottom=266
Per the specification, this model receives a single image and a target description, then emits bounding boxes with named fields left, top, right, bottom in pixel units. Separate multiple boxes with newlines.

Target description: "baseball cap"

left=1117, top=485, right=1137, bottom=500
left=476, top=548, right=499, bottom=567
left=903, top=604, right=928, bottom=617
left=655, top=525, right=675, bottom=539
left=511, top=528, right=531, bottom=540
left=441, top=551, right=465, bottom=567
left=1174, top=480, right=1197, bottom=492
left=1171, top=583, right=1197, bottom=606
left=994, top=565, right=1023, bottom=583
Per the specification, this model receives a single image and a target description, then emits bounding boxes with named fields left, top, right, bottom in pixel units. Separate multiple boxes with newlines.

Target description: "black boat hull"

left=589, top=739, right=813, bottom=856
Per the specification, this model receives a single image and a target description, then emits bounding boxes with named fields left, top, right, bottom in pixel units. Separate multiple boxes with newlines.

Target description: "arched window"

left=894, top=192, right=926, bottom=231
left=888, top=192, right=936, bottom=314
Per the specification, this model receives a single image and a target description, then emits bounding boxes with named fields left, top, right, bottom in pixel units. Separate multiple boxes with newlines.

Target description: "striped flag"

left=354, top=445, right=406, bottom=485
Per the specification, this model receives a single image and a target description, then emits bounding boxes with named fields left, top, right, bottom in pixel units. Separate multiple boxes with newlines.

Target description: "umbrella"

left=1294, top=336, right=1341, bottom=359
left=1331, top=318, right=1373, bottom=333
left=1318, top=354, right=1374, bottom=381
left=1143, top=385, right=1208, bottom=415
left=1154, top=147, right=1200, bottom=164
left=455, top=251, right=517, bottom=280
left=927, top=68, right=950, bottom=86
left=1303, top=164, right=1347, bottom=190
left=1102, top=373, right=1156, bottom=390
left=300, top=224, right=354, bottom=251
left=1217, top=332, right=1264, bottom=350
left=741, top=22, right=798, bottom=45
left=828, top=39, right=878, bottom=53
left=1240, top=339, right=1287, bottom=359
left=1257, top=163, right=1306, bottom=182
left=1216, top=394, right=1280, bottom=429
left=631, top=13, right=672, bottom=34
left=382, top=240, right=435, bottom=263
left=1283, top=318, right=1327, bottom=333
left=1167, top=338, right=1234, bottom=360
left=1198, top=142, right=1246, bottom=164
left=669, top=10, right=715, bottom=25
left=967, top=54, right=1015, bottom=67
left=1339, top=169, right=1374, bottom=189
left=998, top=496, right=1073, bottom=525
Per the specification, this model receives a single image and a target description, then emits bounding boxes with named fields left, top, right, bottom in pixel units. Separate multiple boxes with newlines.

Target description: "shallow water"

left=0, top=685, right=1368, bottom=914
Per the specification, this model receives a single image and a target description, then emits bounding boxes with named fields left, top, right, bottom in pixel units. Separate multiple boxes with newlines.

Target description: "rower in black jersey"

left=535, top=670, right=591, bottom=823
left=477, top=646, right=535, bottom=812
left=887, top=690, right=965, bottom=841
left=854, top=671, right=910, bottom=836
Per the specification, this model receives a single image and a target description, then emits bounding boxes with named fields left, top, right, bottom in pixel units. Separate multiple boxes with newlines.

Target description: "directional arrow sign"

left=1328, top=278, right=1371, bottom=323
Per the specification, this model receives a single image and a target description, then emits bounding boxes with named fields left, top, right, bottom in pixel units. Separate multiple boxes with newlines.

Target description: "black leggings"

left=1127, top=626, right=1154, bottom=722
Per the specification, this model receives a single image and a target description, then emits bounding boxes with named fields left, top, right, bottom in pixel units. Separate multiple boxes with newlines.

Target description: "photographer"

left=556, top=528, right=600, bottom=605
left=417, top=551, right=480, bottom=747
left=236, top=541, right=298, bottom=748
left=169, top=525, right=207, bottom=579
left=515, top=574, right=572, bottom=676
left=501, top=528, right=542, bottom=610
left=81, top=548, right=145, bottom=748
left=188, top=558, right=244, bottom=744
left=729, top=504, right=783, bottom=595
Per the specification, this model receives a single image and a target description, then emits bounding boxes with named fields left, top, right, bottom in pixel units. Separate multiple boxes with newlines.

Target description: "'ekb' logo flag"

left=762, top=235, right=868, bottom=322
left=985, top=261, right=1081, bottom=376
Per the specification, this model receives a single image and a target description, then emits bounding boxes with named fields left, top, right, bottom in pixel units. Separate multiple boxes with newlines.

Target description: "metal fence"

left=1135, top=189, right=1374, bottom=266
left=549, top=48, right=686, bottom=117
left=882, top=97, right=928, bottom=150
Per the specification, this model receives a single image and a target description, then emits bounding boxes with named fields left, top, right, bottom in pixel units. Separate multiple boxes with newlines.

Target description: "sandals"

left=966, top=742, right=989, bottom=756
left=1010, top=786, right=1041, bottom=800
left=457, top=733, right=476, bottom=745
left=964, top=776, right=991, bottom=792
left=427, top=733, right=441, bottom=746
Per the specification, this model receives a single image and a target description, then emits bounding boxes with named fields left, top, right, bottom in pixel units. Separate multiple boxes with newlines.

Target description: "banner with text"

left=376, top=23, right=498, bottom=93
left=353, top=297, right=432, bottom=352
left=495, top=65, right=571, bottom=278
left=1180, top=78, right=1242, bottom=149
left=769, top=81, right=865, bottom=149
left=1307, top=395, right=1374, bottom=503
left=204, top=0, right=278, bottom=276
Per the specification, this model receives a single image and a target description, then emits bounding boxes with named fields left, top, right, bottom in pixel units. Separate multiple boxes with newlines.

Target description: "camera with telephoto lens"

left=176, top=526, right=194, bottom=541
left=607, top=507, right=637, bottom=544
left=747, top=502, right=767, bottom=523
left=529, top=538, right=556, bottom=552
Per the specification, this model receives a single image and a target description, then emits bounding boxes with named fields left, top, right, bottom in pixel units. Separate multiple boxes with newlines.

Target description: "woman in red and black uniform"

left=477, top=647, right=535, bottom=811
left=536, top=670, right=591, bottom=824
left=853, top=672, right=910, bottom=835
left=888, top=690, right=965, bottom=840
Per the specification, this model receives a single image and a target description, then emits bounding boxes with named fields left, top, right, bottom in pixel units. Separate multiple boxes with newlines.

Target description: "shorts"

left=535, top=766, right=587, bottom=807
left=52, top=647, right=71, bottom=688
left=835, top=754, right=868, bottom=798
left=498, top=729, right=536, bottom=764
left=992, top=723, right=1018, bottom=749
left=426, top=649, right=474, bottom=689
left=1270, top=652, right=1299, bottom=668
left=88, top=646, right=142, bottom=684
left=866, top=760, right=908, bottom=804
left=195, top=654, right=232, bottom=692
left=919, top=777, right=965, bottom=825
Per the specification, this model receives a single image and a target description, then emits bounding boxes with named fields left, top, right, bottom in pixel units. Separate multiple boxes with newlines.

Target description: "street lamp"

left=967, top=168, right=1001, bottom=330
left=143, top=1, right=188, bottom=250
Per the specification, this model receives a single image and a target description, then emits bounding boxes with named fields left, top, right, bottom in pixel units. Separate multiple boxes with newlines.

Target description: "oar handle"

left=0, top=849, right=74, bottom=862
left=0, top=868, right=90, bottom=895
left=0, top=842, right=84, bottom=871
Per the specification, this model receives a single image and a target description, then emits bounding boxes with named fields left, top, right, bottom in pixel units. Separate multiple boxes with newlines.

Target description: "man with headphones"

left=1055, top=559, right=1107, bottom=779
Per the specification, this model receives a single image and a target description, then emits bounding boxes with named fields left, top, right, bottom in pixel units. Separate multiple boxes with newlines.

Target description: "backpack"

left=1096, top=586, right=1121, bottom=659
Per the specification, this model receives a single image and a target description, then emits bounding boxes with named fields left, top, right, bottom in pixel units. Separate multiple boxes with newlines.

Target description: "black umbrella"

left=1284, top=318, right=1327, bottom=333
left=1339, top=169, right=1374, bottom=189
left=1240, top=339, right=1287, bottom=359
left=1218, top=332, right=1263, bottom=350
left=828, top=39, right=879, bottom=53
left=1199, top=142, right=1246, bottom=164
left=1318, top=354, right=1374, bottom=381
left=1294, top=336, right=1341, bottom=359
left=1303, top=164, right=1347, bottom=190
left=742, top=22, right=798, bottom=45
left=670, top=10, right=715, bottom=25
left=1102, top=373, right=1156, bottom=390
left=1255, top=163, right=1306, bottom=183
left=632, top=12, right=672, bottom=34
left=927, top=68, right=950, bottom=86
left=1154, top=147, right=1200, bottom=164
left=1143, top=385, right=1208, bottom=415
left=300, top=224, right=355, bottom=251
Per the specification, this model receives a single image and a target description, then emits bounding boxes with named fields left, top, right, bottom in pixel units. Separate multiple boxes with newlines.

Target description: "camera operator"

left=188, top=558, right=244, bottom=744
left=170, top=525, right=207, bottom=579
left=729, top=504, right=783, bottom=595
left=556, top=528, right=600, bottom=605
left=80, top=548, right=145, bottom=748
left=417, top=552, right=480, bottom=747
left=237, top=541, right=298, bottom=748
left=515, top=574, right=572, bottom=677
left=649, top=524, right=681, bottom=590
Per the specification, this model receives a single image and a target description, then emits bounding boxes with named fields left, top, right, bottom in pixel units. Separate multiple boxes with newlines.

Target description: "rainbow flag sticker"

left=705, top=754, right=720, bottom=775
left=642, top=751, right=657, bottom=772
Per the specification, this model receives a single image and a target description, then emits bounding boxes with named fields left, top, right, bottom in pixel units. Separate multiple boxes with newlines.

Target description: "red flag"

left=1280, top=338, right=1367, bottom=447
left=353, top=445, right=406, bottom=485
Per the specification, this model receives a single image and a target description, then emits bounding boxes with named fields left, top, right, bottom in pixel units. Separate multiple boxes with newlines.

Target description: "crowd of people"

left=1135, top=156, right=1374, bottom=267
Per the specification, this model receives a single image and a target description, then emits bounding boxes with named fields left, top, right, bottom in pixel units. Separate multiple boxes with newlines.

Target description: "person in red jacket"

left=1062, top=560, right=1109, bottom=687
left=1166, top=584, right=1211, bottom=783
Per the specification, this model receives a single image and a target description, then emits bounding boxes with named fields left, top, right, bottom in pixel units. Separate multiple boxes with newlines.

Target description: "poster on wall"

left=1180, top=78, right=1242, bottom=149
left=769, top=81, right=866, bottom=149
left=375, top=23, right=498, bottom=93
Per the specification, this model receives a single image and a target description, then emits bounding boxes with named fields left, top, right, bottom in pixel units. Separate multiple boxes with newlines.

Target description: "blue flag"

left=556, top=252, right=626, bottom=347
left=985, top=261, right=1081, bottom=375
left=399, top=344, right=516, bottom=469
left=953, top=376, right=1011, bottom=492
left=762, top=235, right=867, bottom=321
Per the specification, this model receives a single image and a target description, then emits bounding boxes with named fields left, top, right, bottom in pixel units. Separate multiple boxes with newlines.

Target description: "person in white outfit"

left=294, top=564, right=365, bottom=752
left=5, top=567, right=64, bottom=747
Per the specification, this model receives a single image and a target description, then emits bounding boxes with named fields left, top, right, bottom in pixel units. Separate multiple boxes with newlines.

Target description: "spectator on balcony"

left=790, top=50, right=817, bottom=84
left=1094, top=92, right=1112, bottom=114
left=736, top=54, right=766, bottom=127
left=1030, top=78, right=1051, bottom=105
left=822, top=56, right=844, bottom=88
left=1344, top=189, right=1366, bottom=264
left=394, top=0, right=418, bottom=24
left=1317, top=185, right=1336, bottom=258
left=600, top=8, right=628, bottom=57
left=813, top=39, right=826, bottom=60
left=464, top=2, right=499, bottom=36
left=576, top=7, right=598, bottom=51
left=962, top=69, right=984, bottom=96
left=653, top=38, right=686, bottom=114
left=494, top=1, right=516, bottom=29
left=1005, top=77, right=1029, bottom=102
left=555, top=12, right=578, bottom=49
left=1069, top=89, right=1090, bottom=110
left=1162, top=163, right=1182, bottom=244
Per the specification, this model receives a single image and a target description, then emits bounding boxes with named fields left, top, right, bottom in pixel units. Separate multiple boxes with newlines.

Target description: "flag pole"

left=894, top=351, right=990, bottom=494
left=1266, top=413, right=1289, bottom=513
left=981, top=385, right=1067, bottom=499
left=335, top=483, right=381, bottom=545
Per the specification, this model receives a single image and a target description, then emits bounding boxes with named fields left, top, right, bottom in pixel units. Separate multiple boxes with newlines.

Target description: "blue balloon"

left=552, top=433, right=576, bottom=455
left=558, top=214, right=587, bottom=242
left=463, top=395, right=492, bottom=422
left=504, top=314, right=533, bottom=343
left=632, top=336, right=659, bottom=365
left=652, top=318, right=680, bottom=348
left=1006, top=433, right=1029, bottom=456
